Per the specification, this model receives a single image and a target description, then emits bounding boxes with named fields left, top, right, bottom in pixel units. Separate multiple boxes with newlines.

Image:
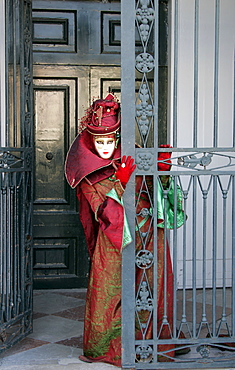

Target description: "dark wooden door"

left=32, top=0, right=122, bottom=288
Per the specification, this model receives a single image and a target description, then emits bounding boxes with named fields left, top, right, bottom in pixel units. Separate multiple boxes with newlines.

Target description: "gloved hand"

left=158, top=144, right=172, bottom=171
left=115, top=155, right=136, bottom=187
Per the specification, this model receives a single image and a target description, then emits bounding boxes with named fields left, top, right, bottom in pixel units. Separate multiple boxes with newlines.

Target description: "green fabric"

left=106, top=187, right=133, bottom=248
left=107, top=178, right=185, bottom=247
left=135, top=207, right=152, bottom=231
left=135, top=178, right=185, bottom=231
left=157, top=178, right=185, bottom=229
left=84, top=318, right=121, bottom=358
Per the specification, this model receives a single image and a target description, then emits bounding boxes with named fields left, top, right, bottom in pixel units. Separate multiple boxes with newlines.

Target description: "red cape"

left=65, top=130, right=121, bottom=187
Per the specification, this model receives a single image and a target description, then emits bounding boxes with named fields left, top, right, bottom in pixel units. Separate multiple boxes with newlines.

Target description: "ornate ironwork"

left=136, top=0, right=154, bottom=46
left=177, top=152, right=235, bottom=171
left=0, top=151, right=23, bottom=169
left=136, top=250, right=153, bottom=269
left=197, top=345, right=210, bottom=359
left=136, top=281, right=153, bottom=311
left=178, top=153, right=213, bottom=169
left=122, top=0, right=235, bottom=367
left=136, top=343, right=153, bottom=362
left=0, top=0, right=33, bottom=354
left=136, top=82, right=153, bottom=139
left=136, top=53, right=154, bottom=73
left=136, top=151, right=153, bottom=170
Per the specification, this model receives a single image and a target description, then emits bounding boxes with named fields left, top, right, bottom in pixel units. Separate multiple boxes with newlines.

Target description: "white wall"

left=169, top=0, right=235, bottom=288
left=170, top=0, right=235, bottom=148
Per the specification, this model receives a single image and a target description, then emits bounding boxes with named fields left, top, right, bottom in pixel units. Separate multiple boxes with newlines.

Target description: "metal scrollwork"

left=136, top=250, right=153, bottom=269
left=197, top=345, right=210, bottom=359
left=0, top=330, right=7, bottom=343
left=136, top=343, right=153, bottom=362
left=138, top=207, right=150, bottom=218
left=25, top=151, right=32, bottom=169
left=178, top=153, right=213, bottom=169
left=136, top=52, right=154, bottom=73
left=136, top=83, right=153, bottom=136
left=136, top=152, right=153, bottom=171
left=24, top=27, right=31, bottom=45
left=136, top=281, right=153, bottom=311
left=136, top=0, right=154, bottom=44
left=0, top=152, right=23, bottom=169
left=24, top=67, right=31, bottom=86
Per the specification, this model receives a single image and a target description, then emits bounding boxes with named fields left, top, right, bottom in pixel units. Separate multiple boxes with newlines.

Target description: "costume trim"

left=157, top=179, right=185, bottom=229
left=106, top=188, right=133, bottom=248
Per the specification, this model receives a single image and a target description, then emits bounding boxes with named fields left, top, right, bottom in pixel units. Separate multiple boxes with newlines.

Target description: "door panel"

left=32, top=0, right=156, bottom=289
left=32, top=1, right=122, bottom=65
left=33, top=66, right=90, bottom=288
left=32, top=0, right=122, bottom=290
left=91, top=66, right=121, bottom=100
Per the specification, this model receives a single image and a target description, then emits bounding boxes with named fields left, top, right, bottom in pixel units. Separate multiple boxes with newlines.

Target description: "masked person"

left=65, top=94, right=185, bottom=367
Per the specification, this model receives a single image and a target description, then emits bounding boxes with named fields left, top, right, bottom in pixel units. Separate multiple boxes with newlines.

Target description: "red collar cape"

left=65, top=129, right=121, bottom=188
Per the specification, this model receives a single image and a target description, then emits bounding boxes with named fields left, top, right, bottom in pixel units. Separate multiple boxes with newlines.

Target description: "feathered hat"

left=65, top=94, right=121, bottom=188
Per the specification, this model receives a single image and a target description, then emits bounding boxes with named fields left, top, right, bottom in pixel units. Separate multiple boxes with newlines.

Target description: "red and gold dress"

left=77, top=177, right=125, bottom=366
left=76, top=173, right=184, bottom=367
left=65, top=96, right=184, bottom=366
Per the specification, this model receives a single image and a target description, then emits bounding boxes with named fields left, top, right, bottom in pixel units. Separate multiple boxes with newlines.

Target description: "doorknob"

left=46, top=152, right=53, bottom=160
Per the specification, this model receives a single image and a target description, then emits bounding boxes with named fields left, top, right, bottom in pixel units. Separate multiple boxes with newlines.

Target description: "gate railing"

left=122, top=0, right=235, bottom=368
left=0, top=0, right=33, bottom=353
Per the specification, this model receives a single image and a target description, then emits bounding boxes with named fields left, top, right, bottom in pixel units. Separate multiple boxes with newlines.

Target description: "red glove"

left=115, top=155, right=136, bottom=187
left=158, top=144, right=172, bottom=171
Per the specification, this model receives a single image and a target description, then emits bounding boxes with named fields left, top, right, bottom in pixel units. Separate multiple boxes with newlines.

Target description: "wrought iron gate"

left=122, top=0, right=235, bottom=368
left=0, top=0, right=33, bottom=352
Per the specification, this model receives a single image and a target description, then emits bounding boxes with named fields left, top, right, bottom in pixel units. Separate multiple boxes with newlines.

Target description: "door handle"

left=46, top=152, right=53, bottom=160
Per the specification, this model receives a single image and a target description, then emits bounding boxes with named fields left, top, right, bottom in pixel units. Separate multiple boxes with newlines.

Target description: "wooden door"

left=32, top=0, right=122, bottom=288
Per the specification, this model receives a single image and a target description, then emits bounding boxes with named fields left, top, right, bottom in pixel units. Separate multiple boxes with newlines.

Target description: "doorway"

left=32, top=0, right=123, bottom=289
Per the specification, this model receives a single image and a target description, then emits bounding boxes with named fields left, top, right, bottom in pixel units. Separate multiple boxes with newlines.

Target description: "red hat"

left=65, top=94, right=121, bottom=188
left=86, top=94, right=120, bottom=135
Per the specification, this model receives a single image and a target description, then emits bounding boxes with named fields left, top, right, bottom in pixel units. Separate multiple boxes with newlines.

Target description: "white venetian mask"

left=94, top=136, right=115, bottom=159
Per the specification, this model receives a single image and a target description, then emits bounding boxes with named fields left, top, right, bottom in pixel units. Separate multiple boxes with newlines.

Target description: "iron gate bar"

left=0, top=0, right=33, bottom=353
left=213, top=0, right=219, bottom=148
left=193, top=0, right=199, bottom=147
left=233, top=176, right=235, bottom=336
left=122, top=0, right=235, bottom=368
left=212, top=176, right=217, bottom=337
left=172, top=0, right=178, bottom=147
left=121, top=0, right=136, bottom=366
left=153, top=0, right=159, bottom=364
left=234, top=56, right=235, bottom=146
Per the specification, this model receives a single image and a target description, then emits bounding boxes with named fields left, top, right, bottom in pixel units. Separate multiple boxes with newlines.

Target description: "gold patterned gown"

left=77, top=175, right=185, bottom=367
left=78, top=177, right=124, bottom=366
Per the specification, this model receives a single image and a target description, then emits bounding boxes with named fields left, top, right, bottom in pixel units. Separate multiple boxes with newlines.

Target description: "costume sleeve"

left=79, top=179, right=125, bottom=251
left=157, top=178, right=185, bottom=229
left=76, top=185, right=98, bottom=258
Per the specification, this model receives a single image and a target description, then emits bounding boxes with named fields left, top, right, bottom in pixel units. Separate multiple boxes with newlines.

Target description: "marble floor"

left=0, top=289, right=116, bottom=369
left=0, top=288, right=234, bottom=370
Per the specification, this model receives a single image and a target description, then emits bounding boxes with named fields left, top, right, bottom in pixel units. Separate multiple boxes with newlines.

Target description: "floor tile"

left=33, top=312, right=49, bottom=320
left=53, top=305, right=85, bottom=321
left=56, top=291, right=87, bottom=300
left=33, top=292, right=85, bottom=314
left=56, top=335, right=83, bottom=349
left=1, top=337, right=50, bottom=358
left=1, top=343, right=82, bottom=366
left=28, top=315, right=84, bottom=342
